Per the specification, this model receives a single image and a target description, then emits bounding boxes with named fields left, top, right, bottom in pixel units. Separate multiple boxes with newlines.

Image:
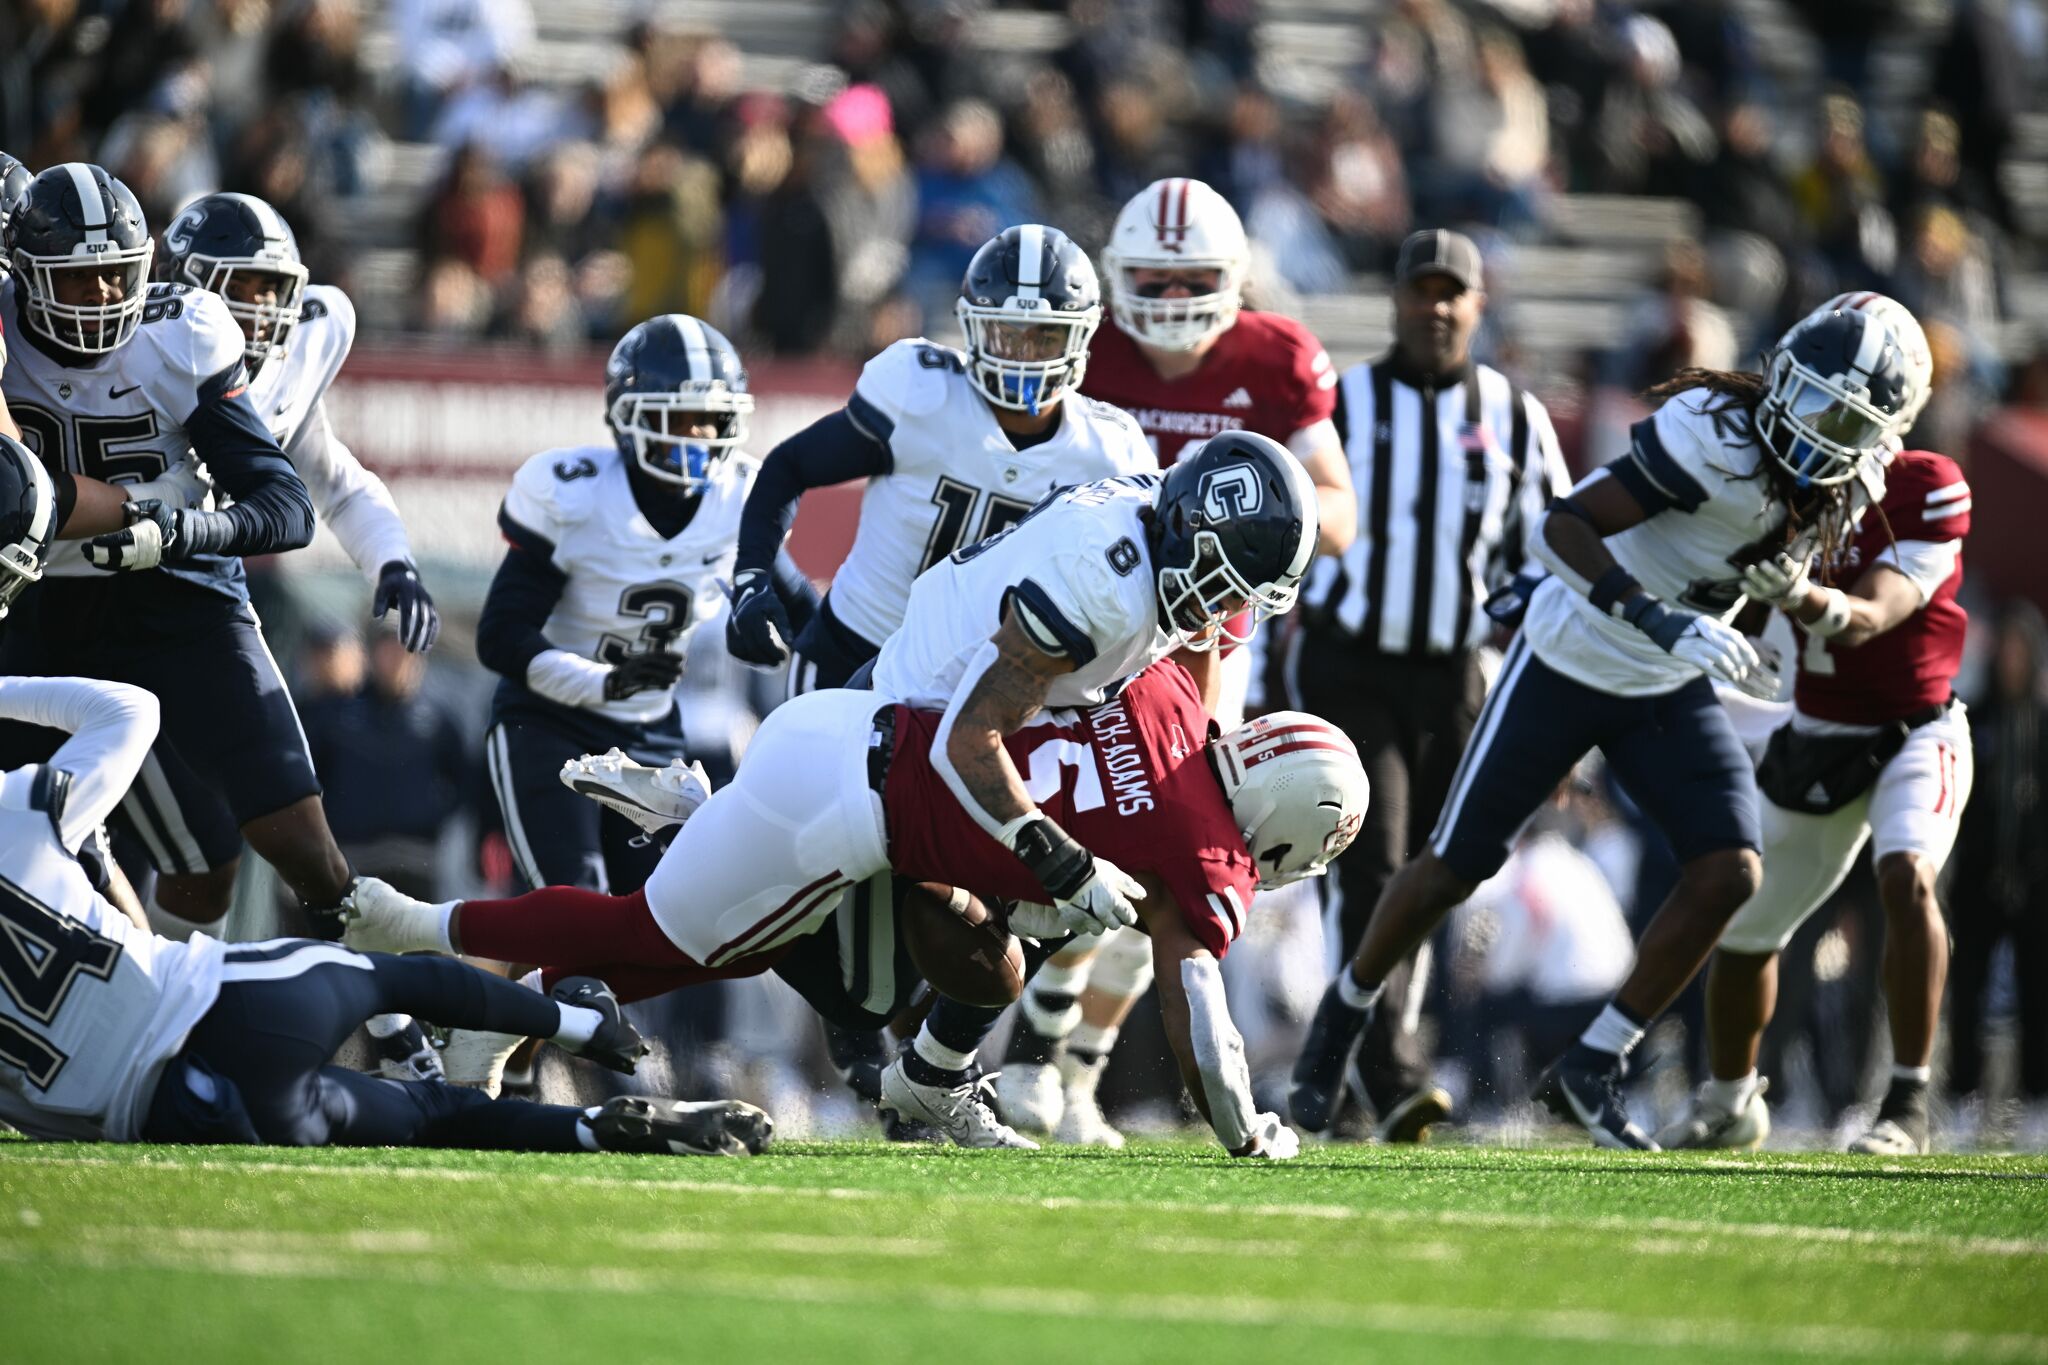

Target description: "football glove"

left=1002, top=812, right=1143, bottom=935
left=1621, top=593, right=1760, bottom=687
left=726, top=567, right=794, bottom=669
left=83, top=498, right=178, bottom=571
left=374, top=560, right=442, bottom=654
left=1484, top=570, right=1545, bottom=629
left=124, top=460, right=211, bottom=511
left=1234, top=1112, right=1301, bottom=1160
left=602, top=650, right=685, bottom=702
left=1740, top=552, right=1811, bottom=608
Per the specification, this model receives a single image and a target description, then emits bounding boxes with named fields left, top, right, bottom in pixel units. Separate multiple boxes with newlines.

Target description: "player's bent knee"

left=1875, top=852, right=1938, bottom=917
left=1683, top=848, right=1763, bottom=919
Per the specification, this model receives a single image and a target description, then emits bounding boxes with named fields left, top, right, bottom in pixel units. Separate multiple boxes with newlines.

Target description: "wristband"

left=1620, top=591, right=1692, bottom=652
left=1807, top=586, right=1853, bottom=638
left=1005, top=813, right=1092, bottom=902
left=1589, top=565, right=1641, bottom=615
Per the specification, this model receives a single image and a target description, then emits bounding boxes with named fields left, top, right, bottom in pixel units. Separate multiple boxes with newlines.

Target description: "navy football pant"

left=142, top=941, right=585, bottom=1150
left=1429, top=635, right=1761, bottom=884
left=785, top=594, right=882, bottom=699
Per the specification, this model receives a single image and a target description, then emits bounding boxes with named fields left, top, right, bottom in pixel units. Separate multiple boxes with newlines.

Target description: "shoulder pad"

left=299, top=284, right=357, bottom=351
left=856, top=338, right=965, bottom=426
left=506, top=445, right=610, bottom=538
left=133, top=287, right=247, bottom=388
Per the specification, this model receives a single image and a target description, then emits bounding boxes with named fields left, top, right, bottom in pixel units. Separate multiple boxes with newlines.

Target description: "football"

left=899, top=880, right=1026, bottom=1008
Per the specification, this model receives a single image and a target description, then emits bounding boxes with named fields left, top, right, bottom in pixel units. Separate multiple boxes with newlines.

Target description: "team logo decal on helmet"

left=955, top=224, right=1102, bottom=416
left=1211, top=711, right=1370, bottom=889
left=1152, top=431, right=1318, bottom=652
left=1199, top=464, right=1263, bottom=520
left=8, top=164, right=154, bottom=356
left=605, top=314, right=754, bottom=491
left=159, top=191, right=310, bottom=369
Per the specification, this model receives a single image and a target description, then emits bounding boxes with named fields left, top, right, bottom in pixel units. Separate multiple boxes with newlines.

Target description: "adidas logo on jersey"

left=1222, top=387, right=1254, bottom=409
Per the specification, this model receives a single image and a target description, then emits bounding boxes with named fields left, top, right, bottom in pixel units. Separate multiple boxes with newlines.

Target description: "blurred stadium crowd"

left=8, top=0, right=2048, bottom=1147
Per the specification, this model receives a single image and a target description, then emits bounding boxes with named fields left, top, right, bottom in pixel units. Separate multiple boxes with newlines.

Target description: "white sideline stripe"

left=7, top=1153, right=2047, bottom=1259
left=3, top=1241, right=2043, bottom=1363
left=618, top=1230, right=940, bottom=1258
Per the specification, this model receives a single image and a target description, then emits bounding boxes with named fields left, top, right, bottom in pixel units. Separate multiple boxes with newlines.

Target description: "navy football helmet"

left=0, top=152, right=32, bottom=275
left=1757, top=308, right=1910, bottom=488
left=955, top=224, right=1101, bottom=416
left=160, top=191, right=309, bottom=369
left=0, top=433, right=56, bottom=619
left=1151, top=431, right=1319, bottom=651
left=604, top=314, right=755, bottom=491
left=8, top=164, right=154, bottom=355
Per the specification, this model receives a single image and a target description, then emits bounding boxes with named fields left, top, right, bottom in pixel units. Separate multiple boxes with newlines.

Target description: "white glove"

left=1670, top=614, right=1762, bottom=687
left=1054, top=855, right=1145, bottom=936
left=125, top=460, right=211, bottom=511
left=1731, top=638, right=1785, bottom=702
left=1004, top=901, right=1065, bottom=940
left=1740, top=552, right=1811, bottom=607
left=1236, top=1113, right=1299, bottom=1160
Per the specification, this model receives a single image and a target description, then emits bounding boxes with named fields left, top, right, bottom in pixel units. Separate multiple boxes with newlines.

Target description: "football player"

left=341, top=660, right=1367, bottom=1159
left=1663, top=298, right=1971, bottom=1156
left=0, top=166, right=363, bottom=942
left=1291, top=307, right=1914, bottom=1147
left=0, top=454, right=767, bottom=1155
left=1000, top=176, right=1358, bottom=1145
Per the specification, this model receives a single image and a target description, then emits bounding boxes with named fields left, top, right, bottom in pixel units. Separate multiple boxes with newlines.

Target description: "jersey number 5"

left=596, top=582, right=696, bottom=664
left=0, top=876, right=123, bottom=1089
left=8, top=402, right=167, bottom=486
left=921, top=478, right=1036, bottom=573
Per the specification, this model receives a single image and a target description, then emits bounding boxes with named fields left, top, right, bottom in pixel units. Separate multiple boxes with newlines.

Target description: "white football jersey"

left=0, top=679, right=224, bottom=1143
left=500, top=443, right=755, bottom=727
left=872, top=474, right=1175, bottom=711
left=827, top=339, right=1158, bottom=647
left=1522, top=388, right=1880, bottom=696
left=245, top=284, right=412, bottom=581
left=0, top=276, right=246, bottom=581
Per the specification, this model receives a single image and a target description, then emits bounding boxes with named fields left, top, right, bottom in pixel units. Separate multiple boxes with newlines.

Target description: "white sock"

left=1704, top=1070, right=1759, bottom=1112
left=1336, top=969, right=1384, bottom=1012
left=430, top=902, right=457, bottom=954
left=552, top=1003, right=603, bottom=1050
left=912, top=1025, right=976, bottom=1074
left=1068, top=1022, right=1117, bottom=1060
left=1892, top=1064, right=1932, bottom=1085
left=1579, top=1004, right=1646, bottom=1058
left=517, top=969, right=545, bottom=992
left=364, top=1013, right=413, bottom=1040
left=574, top=1115, right=600, bottom=1151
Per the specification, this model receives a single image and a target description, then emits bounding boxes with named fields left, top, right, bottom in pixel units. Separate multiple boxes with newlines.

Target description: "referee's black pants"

left=1289, top=629, right=1485, bottom=1114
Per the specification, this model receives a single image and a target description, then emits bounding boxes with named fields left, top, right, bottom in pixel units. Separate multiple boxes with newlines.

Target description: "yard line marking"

left=6, top=1153, right=2047, bottom=1259
left=617, top=1230, right=941, bottom=1258
left=2, top=1242, right=2043, bottom=1363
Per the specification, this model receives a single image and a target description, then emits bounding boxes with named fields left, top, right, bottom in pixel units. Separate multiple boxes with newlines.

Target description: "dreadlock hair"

left=1640, top=366, right=1864, bottom=583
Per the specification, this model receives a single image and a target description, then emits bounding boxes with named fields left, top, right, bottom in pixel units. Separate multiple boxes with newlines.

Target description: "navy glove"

left=1484, top=571, right=1545, bottom=629
left=603, top=651, right=685, bottom=702
left=374, top=560, right=441, bottom=654
left=726, top=567, right=795, bottom=668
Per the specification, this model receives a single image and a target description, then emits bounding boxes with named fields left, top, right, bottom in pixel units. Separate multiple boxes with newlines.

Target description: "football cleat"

left=1375, top=1084, right=1453, bottom=1145
left=370, top=1016, right=446, bottom=1083
left=338, top=877, right=449, bottom=955
left=1657, top=1078, right=1772, bottom=1151
left=995, top=1061, right=1064, bottom=1134
left=1053, top=1088, right=1125, bottom=1149
left=1289, top=979, right=1372, bottom=1134
left=548, top=977, right=649, bottom=1075
left=588, top=1096, right=774, bottom=1157
left=1848, top=1081, right=1930, bottom=1155
left=559, top=749, right=715, bottom=835
left=441, top=1027, right=526, bottom=1098
left=1535, top=1045, right=1658, bottom=1150
left=879, top=1058, right=1039, bottom=1149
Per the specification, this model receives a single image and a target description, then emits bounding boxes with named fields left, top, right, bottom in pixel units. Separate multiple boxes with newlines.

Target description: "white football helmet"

left=1210, top=712, right=1369, bottom=890
left=1101, top=177, right=1249, bottom=353
left=1802, top=292, right=1932, bottom=431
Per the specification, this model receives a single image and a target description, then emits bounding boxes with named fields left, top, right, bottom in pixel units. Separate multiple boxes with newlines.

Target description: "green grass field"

left=4, top=1138, right=2046, bottom=1364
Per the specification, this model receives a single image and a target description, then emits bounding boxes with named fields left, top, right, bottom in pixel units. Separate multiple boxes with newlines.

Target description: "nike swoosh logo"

left=110, top=384, right=140, bottom=399
left=702, top=552, right=725, bottom=564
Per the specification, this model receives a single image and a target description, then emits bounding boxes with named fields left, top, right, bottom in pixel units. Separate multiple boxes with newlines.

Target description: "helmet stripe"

left=240, top=193, right=289, bottom=245
left=62, top=164, right=107, bottom=244
left=1849, top=310, right=1884, bottom=379
left=1014, top=224, right=1044, bottom=300
left=1246, top=738, right=1355, bottom=765
left=1245, top=720, right=1356, bottom=751
left=672, top=313, right=712, bottom=383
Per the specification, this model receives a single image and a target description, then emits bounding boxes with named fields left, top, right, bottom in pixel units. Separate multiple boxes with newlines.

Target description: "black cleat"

left=1289, top=979, right=1373, bottom=1134
left=589, top=1095, right=775, bottom=1156
left=549, top=977, right=649, bottom=1075
left=1375, top=1084, right=1454, bottom=1144
left=1535, top=1044, right=1657, bottom=1150
left=822, top=1022, right=887, bottom=1105
left=370, top=1017, right=446, bottom=1083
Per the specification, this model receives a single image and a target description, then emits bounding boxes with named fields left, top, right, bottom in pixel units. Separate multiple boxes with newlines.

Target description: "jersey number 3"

left=596, top=582, right=696, bottom=664
left=0, top=876, right=122, bottom=1089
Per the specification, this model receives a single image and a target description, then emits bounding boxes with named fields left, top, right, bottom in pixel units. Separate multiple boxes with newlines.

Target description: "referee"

left=1285, top=229, right=1568, bottom=1141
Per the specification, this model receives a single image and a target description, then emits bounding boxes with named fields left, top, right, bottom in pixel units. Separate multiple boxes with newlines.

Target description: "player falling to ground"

left=994, top=177, right=1357, bottom=1146
left=1662, top=297, right=1971, bottom=1156
left=1291, top=306, right=1914, bottom=1147
left=723, top=223, right=1155, bottom=1122
left=0, top=450, right=767, bottom=1156
left=470, top=314, right=815, bottom=1091
left=0, top=166, right=379, bottom=946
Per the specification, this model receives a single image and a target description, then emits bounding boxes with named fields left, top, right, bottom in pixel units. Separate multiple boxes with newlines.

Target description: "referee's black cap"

left=1394, top=229, right=1483, bottom=291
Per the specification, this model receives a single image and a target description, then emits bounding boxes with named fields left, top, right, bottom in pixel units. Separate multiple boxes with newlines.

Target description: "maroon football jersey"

left=1081, top=310, right=1338, bottom=468
left=1796, top=450, right=1969, bottom=725
left=884, top=661, right=1258, bottom=958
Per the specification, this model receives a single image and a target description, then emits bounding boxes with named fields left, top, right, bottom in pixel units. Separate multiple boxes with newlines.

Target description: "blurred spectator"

left=653, top=33, right=743, bottom=158
left=303, top=629, right=473, bottom=901
left=1949, top=600, right=2048, bottom=1145
left=1011, top=67, right=1102, bottom=232
left=751, top=130, right=838, bottom=354
left=905, top=99, right=1037, bottom=317
left=416, top=255, right=494, bottom=335
left=1894, top=205, right=2002, bottom=345
left=1592, top=14, right=1716, bottom=198
left=1208, top=83, right=1286, bottom=210
left=1244, top=134, right=1349, bottom=296
left=1521, top=0, right=1618, bottom=188
left=1355, top=0, right=1477, bottom=161
left=1306, top=90, right=1410, bottom=272
left=1698, top=102, right=1802, bottom=248
left=491, top=253, right=585, bottom=352
left=430, top=64, right=580, bottom=170
left=616, top=141, right=724, bottom=327
left=393, top=0, right=534, bottom=138
left=80, top=0, right=205, bottom=139
left=1933, top=0, right=2023, bottom=233
left=1790, top=91, right=1895, bottom=289
left=420, top=142, right=526, bottom=287
left=1907, top=320, right=1994, bottom=460
left=100, top=99, right=217, bottom=229
left=1094, top=77, right=1192, bottom=208
left=1429, top=26, right=1550, bottom=231
left=1893, top=109, right=1976, bottom=229
left=295, top=622, right=367, bottom=704
left=521, top=142, right=607, bottom=266
left=1613, top=240, right=1738, bottom=391
left=818, top=85, right=914, bottom=345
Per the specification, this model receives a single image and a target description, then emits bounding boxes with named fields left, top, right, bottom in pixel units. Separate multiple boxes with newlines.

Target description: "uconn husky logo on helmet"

left=1153, top=431, right=1318, bottom=652
left=1758, top=309, right=1909, bottom=488
left=605, top=314, right=755, bottom=493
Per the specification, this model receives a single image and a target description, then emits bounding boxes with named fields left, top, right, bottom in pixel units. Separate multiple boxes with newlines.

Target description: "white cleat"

left=1053, top=1085, right=1125, bottom=1149
left=440, top=1027, right=526, bottom=1098
left=879, top=1058, right=1038, bottom=1149
left=995, top=1061, right=1064, bottom=1134
left=1848, top=1118, right=1928, bottom=1156
left=339, top=877, right=450, bottom=956
left=560, top=749, right=715, bottom=835
left=1656, top=1078, right=1772, bottom=1151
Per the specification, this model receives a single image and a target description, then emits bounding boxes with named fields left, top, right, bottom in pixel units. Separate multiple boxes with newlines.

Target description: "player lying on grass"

left=342, top=659, right=1369, bottom=1157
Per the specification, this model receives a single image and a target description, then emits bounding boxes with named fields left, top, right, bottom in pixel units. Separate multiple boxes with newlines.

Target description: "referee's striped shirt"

left=1303, top=353, right=1571, bottom=655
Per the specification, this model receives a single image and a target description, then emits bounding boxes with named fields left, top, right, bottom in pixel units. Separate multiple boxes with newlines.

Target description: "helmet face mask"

left=161, top=192, right=310, bottom=369
left=0, top=434, right=56, bottom=620
left=1757, top=310, right=1908, bottom=489
left=1812, top=293, right=1931, bottom=430
left=1210, top=711, right=1369, bottom=889
left=956, top=225, right=1102, bottom=416
left=1103, top=178, right=1249, bottom=353
left=194, top=258, right=309, bottom=366
left=604, top=314, right=754, bottom=493
left=11, top=165, right=155, bottom=357
left=1157, top=528, right=1293, bottom=651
